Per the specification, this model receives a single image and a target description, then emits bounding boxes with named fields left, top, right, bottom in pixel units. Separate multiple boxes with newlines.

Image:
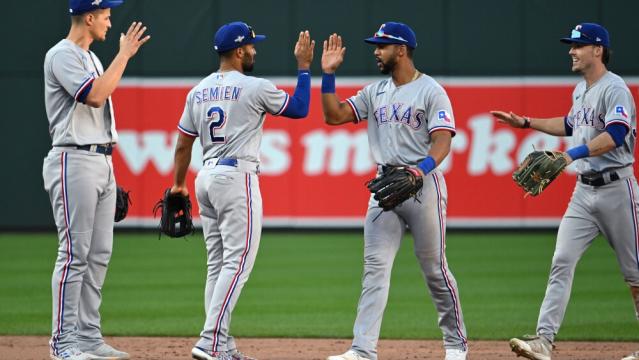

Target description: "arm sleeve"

left=177, top=92, right=198, bottom=137
left=604, top=85, right=633, bottom=131
left=427, top=91, right=456, bottom=136
left=605, top=123, right=629, bottom=147
left=564, top=115, right=573, bottom=136
left=345, top=85, right=372, bottom=124
left=50, top=49, right=96, bottom=103
left=279, top=70, right=311, bottom=118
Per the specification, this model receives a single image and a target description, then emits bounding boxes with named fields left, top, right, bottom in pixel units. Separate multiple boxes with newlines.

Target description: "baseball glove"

left=152, top=188, right=195, bottom=238
left=513, top=150, right=568, bottom=196
left=366, top=167, right=424, bottom=211
left=114, top=186, right=131, bottom=223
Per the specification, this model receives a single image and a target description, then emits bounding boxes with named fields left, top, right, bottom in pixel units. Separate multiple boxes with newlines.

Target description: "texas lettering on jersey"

left=571, top=107, right=605, bottom=129
left=372, top=103, right=424, bottom=130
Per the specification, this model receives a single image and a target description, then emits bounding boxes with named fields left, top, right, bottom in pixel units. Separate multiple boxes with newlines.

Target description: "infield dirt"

left=2, top=336, right=637, bottom=360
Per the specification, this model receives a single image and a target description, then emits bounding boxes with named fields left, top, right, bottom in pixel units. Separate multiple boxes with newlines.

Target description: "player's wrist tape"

left=566, top=144, right=589, bottom=160
left=321, top=73, right=336, bottom=93
left=522, top=117, right=531, bottom=128
left=417, top=156, right=436, bottom=175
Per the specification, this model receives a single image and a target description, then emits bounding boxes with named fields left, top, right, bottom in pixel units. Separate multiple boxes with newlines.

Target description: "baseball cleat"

left=445, top=348, right=468, bottom=360
left=622, top=351, right=639, bottom=360
left=80, top=343, right=130, bottom=360
left=192, top=346, right=232, bottom=360
left=50, top=347, right=95, bottom=360
left=327, top=349, right=371, bottom=360
left=509, top=335, right=553, bottom=360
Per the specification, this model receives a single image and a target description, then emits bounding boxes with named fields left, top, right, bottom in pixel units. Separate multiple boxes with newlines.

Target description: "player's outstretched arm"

left=278, top=31, right=315, bottom=119
left=170, top=132, right=196, bottom=196
left=85, top=22, right=151, bottom=108
left=321, top=33, right=355, bottom=125
left=491, top=110, right=566, bottom=136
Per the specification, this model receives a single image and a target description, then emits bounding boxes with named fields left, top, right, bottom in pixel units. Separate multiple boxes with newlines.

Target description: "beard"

left=242, top=53, right=254, bottom=73
left=378, top=57, right=396, bottom=74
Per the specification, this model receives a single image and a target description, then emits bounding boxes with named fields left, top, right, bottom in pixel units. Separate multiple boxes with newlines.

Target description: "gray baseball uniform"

left=178, top=70, right=293, bottom=354
left=346, top=74, right=468, bottom=359
left=536, top=71, right=639, bottom=341
left=42, top=39, right=117, bottom=355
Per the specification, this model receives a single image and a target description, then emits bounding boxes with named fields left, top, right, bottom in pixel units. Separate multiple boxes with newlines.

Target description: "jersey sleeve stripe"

left=177, top=124, right=198, bottom=137
left=606, top=120, right=631, bottom=130
left=345, top=99, right=362, bottom=123
left=73, top=77, right=95, bottom=102
left=274, top=93, right=290, bottom=116
left=429, top=126, right=456, bottom=135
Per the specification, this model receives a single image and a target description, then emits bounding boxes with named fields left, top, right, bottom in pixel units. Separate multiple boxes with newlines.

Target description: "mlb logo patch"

left=615, top=105, right=628, bottom=118
left=437, top=110, right=451, bottom=123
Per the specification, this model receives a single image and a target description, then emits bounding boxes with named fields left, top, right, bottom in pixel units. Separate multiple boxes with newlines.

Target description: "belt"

left=76, top=144, right=113, bottom=155
left=204, top=157, right=259, bottom=174
left=579, top=171, right=620, bottom=187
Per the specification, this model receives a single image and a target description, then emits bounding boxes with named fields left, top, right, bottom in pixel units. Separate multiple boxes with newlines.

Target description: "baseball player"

left=321, top=22, right=468, bottom=360
left=168, top=22, right=314, bottom=360
left=42, top=1, right=149, bottom=360
left=491, top=23, right=638, bottom=360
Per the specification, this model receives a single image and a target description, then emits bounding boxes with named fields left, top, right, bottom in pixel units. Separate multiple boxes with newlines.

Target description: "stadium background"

left=1, top=0, right=639, bottom=358
left=3, top=0, right=639, bottom=229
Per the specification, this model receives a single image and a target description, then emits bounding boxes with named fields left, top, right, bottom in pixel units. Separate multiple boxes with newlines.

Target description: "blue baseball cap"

left=69, top=0, right=124, bottom=15
left=214, top=22, right=266, bottom=53
left=364, top=22, right=417, bottom=49
left=560, top=23, right=610, bottom=48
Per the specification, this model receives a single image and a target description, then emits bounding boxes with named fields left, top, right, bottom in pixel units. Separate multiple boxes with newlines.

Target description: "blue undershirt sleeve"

left=281, top=70, right=311, bottom=119
left=564, top=116, right=573, bottom=136
left=606, top=123, right=629, bottom=147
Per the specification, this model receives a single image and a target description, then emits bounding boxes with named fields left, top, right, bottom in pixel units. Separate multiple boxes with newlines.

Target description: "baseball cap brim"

left=250, top=35, right=267, bottom=44
left=102, top=0, right=124, bottom=8
left=364, top=37, right=411, bottom=47
left=560, top=37, right=594, bottom=45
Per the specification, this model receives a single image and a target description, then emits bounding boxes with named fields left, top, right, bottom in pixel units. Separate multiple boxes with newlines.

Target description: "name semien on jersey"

left=372, top=103, right=424, bottom=130
left=195, top=86, right=242, bottom=104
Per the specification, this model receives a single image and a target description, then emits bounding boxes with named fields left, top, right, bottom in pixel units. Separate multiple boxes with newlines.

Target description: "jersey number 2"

left=207, top=107, right=226, bottom=143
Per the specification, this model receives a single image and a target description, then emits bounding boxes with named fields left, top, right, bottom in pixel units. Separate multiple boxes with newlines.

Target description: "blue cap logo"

left=364, top=22, right=417, bottom=49
left=560, top=23, right=610, bottom=48
left=213, top=22, right=266, bottom=53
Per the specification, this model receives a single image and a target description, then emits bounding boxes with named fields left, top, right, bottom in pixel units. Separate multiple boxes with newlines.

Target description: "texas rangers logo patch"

left=437, top=110, right=452, bottom=123
left=615, top=105, right=628, bottom=118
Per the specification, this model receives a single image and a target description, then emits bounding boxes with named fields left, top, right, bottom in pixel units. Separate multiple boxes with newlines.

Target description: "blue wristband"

left=417, top=156, right=436, bottom=175
left=321, top=73, right=336, bottom=93
left=566, top=144, right=589, bottom=160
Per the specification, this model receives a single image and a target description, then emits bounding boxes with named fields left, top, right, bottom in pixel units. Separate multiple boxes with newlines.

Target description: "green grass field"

left=0, top=231, right=637, bottom=341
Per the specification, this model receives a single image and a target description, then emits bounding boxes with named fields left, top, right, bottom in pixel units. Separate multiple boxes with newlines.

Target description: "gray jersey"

left=44, top=39, right=116, bottom=146
left=178, top=71, right=289, bottom=163
left=567, top=71, right=636, bottom=174
left=347, top=74, right=455, bottom=166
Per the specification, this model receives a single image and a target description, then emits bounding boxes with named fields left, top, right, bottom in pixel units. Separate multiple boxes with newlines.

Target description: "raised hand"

left=322, top=33, right=346, bottom=74
left=491, top=110, right=527, bottom=128
left=294, top=30, right=315, bottom=70
left=119, top=22, right=151, bottom=59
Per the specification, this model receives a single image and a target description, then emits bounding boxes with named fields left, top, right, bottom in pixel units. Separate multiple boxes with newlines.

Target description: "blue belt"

left=76, top=144, right=113, bottom=155
left=217, top=158, right=238, bottom=167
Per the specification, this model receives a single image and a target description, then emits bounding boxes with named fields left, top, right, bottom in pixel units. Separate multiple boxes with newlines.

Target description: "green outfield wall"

left=2, top=0, right=638, bottom=229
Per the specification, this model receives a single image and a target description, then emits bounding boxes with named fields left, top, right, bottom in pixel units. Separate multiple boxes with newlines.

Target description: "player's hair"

left=71, top=14, right=86, bottom=25
left=406, top=47, right=414, bottom=59
left=602, top=48, right=611, bottom=65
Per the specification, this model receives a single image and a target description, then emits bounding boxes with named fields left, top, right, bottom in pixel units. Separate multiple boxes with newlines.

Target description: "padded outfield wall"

left=2, top=0, right=638, bottom=229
